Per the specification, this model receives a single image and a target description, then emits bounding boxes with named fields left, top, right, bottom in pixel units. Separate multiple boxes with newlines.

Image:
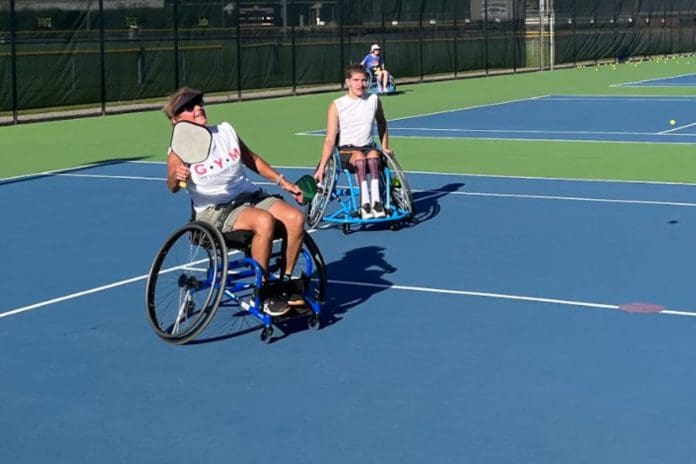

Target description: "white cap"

left=370, top=44, right=381, bottom=51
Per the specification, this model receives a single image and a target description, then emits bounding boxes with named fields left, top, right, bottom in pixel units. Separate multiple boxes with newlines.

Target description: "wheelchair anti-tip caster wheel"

left=260, top=326, right=274, bottom=343
left=307, top=314, right=320, bottom=330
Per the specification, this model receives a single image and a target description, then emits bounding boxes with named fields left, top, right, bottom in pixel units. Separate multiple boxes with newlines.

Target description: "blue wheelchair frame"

left=306, top=147, right=414, bottom=233
left=366, top=66, right=396, bottom=95
left=145, top=221, right=327, bottom=344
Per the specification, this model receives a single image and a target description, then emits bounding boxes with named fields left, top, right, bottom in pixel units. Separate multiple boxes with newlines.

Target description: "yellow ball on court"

left=670, top=119, right=676, bottom=126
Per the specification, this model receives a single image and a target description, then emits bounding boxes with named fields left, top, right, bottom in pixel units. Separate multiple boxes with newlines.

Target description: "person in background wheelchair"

left=315, top=63, right=391, bottom=220
left=164, top=87, right=305, bottom=316
left=360, top=43, right=391, bottom=94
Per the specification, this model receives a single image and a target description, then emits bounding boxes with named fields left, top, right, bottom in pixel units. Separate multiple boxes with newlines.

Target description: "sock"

left=370, top=178, right=381, bottom=205
left=360, top=180, right=370, bottom=206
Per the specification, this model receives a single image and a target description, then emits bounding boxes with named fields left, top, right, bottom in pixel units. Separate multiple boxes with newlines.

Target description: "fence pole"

left=99, top=0, right=106, bottom=115
left=236, top=0, right=242, bottom=98
left=291, top=0, right=296, bottom=95
left=549, top=0, right=555, bottom=70
left=484, top=0, right=489, bottom=75
left=10, top=0, right=17, bottom=124
left=419, top=0, right=424, bottom=81
left=173, top=0, right=180, bottom=89
left=339, top=0, right=344, bottom=88
left=453, top=0, right=458, bottom=78
left=539, top=0, right=544, bottom=70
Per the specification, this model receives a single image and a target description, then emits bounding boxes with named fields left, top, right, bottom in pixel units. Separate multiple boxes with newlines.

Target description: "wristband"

left=275, top=173, right=285, bottom=185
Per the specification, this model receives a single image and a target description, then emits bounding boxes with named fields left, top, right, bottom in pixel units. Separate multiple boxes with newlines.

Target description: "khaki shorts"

left=195, top=191, right=281, bottom=232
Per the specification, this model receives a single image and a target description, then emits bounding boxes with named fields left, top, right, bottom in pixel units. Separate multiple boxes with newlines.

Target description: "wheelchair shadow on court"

left=410, top=182, right=465, bottom=225
left=192, top=184, right=466, bottom=344
left=194, top=245, right=397, bottom=344
left=271, top=245, right=397, bottom=341
left=342, top=181, right=466, bottom=234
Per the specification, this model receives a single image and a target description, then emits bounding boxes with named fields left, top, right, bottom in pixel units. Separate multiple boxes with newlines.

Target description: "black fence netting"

left=553, top=0, right=696, bottom=66
left=0, top=1, right=693, bottom=122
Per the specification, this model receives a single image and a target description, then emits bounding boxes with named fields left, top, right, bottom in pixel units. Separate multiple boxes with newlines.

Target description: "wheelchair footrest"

left=258, top=276, right=309, bottom=301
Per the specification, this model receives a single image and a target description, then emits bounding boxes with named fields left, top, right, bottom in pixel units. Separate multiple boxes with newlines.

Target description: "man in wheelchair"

left=315, top=64, right=392, bottom=220
left=360, top=43, right=391, bottom=94
left=164, top=87, right=306, bottom=317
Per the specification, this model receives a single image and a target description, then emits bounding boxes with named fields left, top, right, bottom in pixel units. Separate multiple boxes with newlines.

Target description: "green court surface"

left=2, top=56, right=696, bottom=182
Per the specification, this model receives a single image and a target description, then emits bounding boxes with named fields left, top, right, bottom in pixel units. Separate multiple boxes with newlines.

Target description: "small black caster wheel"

left=307, top=314, right=320, bottom=330
left=260, top=326, right=274, bottom=343
left=342, top=223, right=351, bottom=235
left=390, top=222, right=400, bottom=231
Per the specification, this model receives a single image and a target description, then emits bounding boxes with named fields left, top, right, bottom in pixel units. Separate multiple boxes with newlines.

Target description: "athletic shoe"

left=372, top=201, right=386, bottom=218
left=361, top=203, right=373, bottom=219
left=263, top=297, right=290, bottom=316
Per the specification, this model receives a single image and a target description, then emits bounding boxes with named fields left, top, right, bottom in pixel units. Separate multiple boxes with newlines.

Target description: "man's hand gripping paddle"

left=170, top=121, right=213, bottom=188
left=295, top=174, right=318, bottom=205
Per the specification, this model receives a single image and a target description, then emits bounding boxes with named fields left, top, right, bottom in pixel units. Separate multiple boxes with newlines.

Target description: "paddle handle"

left=178, top=162, right=190, bottom=188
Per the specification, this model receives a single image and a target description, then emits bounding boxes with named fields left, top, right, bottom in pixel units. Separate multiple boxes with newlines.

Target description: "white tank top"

left=334, top=93, right=378, bottom=147
left=183, top=122, right=257, bottom=212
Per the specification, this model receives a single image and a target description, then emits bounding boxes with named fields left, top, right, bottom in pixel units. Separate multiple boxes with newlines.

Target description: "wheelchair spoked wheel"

left=305, top=153, right=337, bottom=229
left=383, top=152, right=415, bottom=222
left=145, top=221, right=228, bottom=344
left=299, top=232, right=328, bottom=306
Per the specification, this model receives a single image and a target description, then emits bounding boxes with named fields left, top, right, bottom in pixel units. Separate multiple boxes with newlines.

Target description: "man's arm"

left=375, top=98, right=390, bottom=153
left=315, top=102, right=339, bottom=180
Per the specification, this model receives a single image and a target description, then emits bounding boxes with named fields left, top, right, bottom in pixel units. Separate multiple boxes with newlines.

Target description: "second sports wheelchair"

left=366, top=67, right=396, bottom=95
left=305, top=147, right=414, bottom=233
left=145, top=220, right=327, bottom=344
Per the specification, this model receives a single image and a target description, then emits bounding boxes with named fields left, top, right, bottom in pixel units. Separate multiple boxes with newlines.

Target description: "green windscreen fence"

left=0, top=1, right=694, bottom=122
left=552, top=0, right=696, bottom=66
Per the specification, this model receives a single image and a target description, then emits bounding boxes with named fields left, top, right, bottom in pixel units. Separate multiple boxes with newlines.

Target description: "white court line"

left=3, top=276, right=696, bottom=319
left=390, top=127, right=686, bottom=137
left=58, top=173, right=163, bottom=181
left=611, top=72, right=696, bottom=87
left=657, top=121, right=696, bottom=135
left=32, top=172, right=696, bottom=208
left=294, top=95, right=551, bottom=136
left=133, top=161, right=696, bottom=187
left=424, top=189, right=696, bottom=207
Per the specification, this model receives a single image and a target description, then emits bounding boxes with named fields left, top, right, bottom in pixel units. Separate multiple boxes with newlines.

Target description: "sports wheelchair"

left=366, top=67, right=396, bottom=95
left=145, top=220, right=327, bottom=344
left=305, top=147, right=414, bottom=233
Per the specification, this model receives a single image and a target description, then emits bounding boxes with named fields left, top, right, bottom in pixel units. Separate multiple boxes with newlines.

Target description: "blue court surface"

left=615, top=72, right=696, bottom=88
left=303, top=95, right=696, bottom=144
left=3, top=161, right=696, bottom=463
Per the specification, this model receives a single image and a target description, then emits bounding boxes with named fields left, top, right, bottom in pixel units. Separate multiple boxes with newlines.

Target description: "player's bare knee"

left=253, top=210, right=275, bottom=238
left=286, top=207, right=305, bottom=234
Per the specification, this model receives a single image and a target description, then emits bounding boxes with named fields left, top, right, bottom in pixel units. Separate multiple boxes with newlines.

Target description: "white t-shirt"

left=179, top=122, right=258, bottom=212
left=334, top=93, right=378, bottom=147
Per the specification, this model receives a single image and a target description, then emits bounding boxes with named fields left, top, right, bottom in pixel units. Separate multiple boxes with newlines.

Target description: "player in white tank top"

left=164, top=87, right=306, bottom=315
left=315, top=64, right=392, bottom=219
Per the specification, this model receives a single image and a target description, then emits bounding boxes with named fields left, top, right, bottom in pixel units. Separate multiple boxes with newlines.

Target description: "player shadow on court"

left=0, top=156, right=149, bottom=186
left=410, top=182, right=465, bottom=225
left=193, top=245, right=397, bottom=344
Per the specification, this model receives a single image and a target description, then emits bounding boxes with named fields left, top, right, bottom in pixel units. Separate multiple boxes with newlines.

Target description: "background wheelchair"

left=366, top=67, right=396, bottom=94
left=145, top=220, right=327, bottom=344
left=306, top=147, right=414, bottom=233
